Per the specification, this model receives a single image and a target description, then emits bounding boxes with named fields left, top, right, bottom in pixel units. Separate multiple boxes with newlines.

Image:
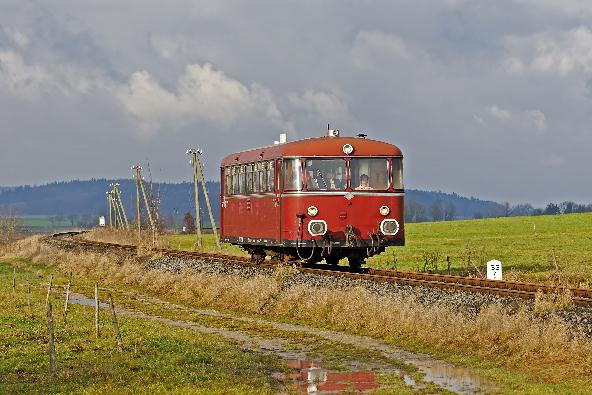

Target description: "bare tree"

left=544, top=203, right=560, bottom=215
left=444, top=202, right=456, bottom=221
left=183, top=212, right=195, bottom=233
left=504, top=202, right=510, bottom=217
left=559, top=201, right=575, bottom=214
left=430, top=200, right=443, bottom=222
left=509, top=203, right=534, bottom=217
left=0, top=209, right=20, bottom=245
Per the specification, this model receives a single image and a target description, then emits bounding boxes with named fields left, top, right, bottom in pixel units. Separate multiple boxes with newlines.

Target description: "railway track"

left=49, top=232, right=592, bottom=306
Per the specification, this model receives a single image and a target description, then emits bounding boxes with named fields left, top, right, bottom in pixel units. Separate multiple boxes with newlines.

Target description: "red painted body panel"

left=280, top=193, right=404, bottom=244
left=221, top=136, right=402, bottom=166
left=221, top=194, right=280, bottom=241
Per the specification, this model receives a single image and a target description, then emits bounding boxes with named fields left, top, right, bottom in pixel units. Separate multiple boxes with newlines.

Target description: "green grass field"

left=16, top=215, right=78, bottom=233
left=0, top=260, right=287, bottom=394
left=169, top=212, right=592, bottom=285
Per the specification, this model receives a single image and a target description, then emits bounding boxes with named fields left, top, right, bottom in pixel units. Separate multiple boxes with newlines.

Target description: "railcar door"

left=248, top=159, right=281, bottom=244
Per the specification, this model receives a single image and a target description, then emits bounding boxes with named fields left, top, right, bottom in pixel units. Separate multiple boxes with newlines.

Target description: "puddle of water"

left=287, top=359, right=378, bottom=394
left=69, top=292, right=496, bottom=394
left=413, top=359, right=492, bottom=394
left=70, top=296, right=109, bottom=309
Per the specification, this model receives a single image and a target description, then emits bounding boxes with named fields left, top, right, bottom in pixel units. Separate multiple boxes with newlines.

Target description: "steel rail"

left=48, top=233, right=592, bottom=306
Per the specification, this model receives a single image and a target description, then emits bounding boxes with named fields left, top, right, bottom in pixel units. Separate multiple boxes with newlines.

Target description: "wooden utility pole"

left=187, top=149, right=203, bottom=249
left=132, top=166, right=142, bottom=243
left=194, top=151, right=221, bottom=251
left=112, top=183, right=129, bottom=230
left=106, top=192, right=113, bottom=228
left=138, top=173, right=157, bottom=245
left=108, top=191, right=120, bottom=229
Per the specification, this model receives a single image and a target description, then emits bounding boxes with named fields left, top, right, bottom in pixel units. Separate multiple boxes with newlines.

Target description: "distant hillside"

left=405, top=190, right=505, bottom=221
left=0, top=179, right=218, bottom=227
left=0, top=179, right=508, bottom=228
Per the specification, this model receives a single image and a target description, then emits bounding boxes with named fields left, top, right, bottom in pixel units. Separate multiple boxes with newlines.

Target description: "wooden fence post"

left=45, top=275, right=53, bottom=309
left=63, top=280, right=71, bottom=321
left=109, top=293, right=124, bottom=352
left=27, top=281, right=31, bottom=314
left=47, top=302, right=56, bottom=377
left=12, top=267, right=16, bottom=293
left=94, top=283, right=100, bottom=338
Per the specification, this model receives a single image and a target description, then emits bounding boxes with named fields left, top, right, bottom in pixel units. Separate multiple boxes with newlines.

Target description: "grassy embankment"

left=0, top=258, right=288, bottom=394
left=3, top=236, right=592, bottom=393
left=168, top=212, right=592, bottom=286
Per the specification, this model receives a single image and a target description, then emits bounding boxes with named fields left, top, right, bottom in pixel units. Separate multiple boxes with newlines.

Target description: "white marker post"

left=486, top=260, right=503, bottom=280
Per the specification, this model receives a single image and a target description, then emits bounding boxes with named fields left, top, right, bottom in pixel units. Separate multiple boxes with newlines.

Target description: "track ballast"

left=49, top=232, right=592, bottom=306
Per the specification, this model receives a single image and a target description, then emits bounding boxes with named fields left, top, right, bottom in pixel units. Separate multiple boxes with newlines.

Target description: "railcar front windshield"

left=350, top=158, right=389, bottom=191
left=304, top=159, right=347, bottom=190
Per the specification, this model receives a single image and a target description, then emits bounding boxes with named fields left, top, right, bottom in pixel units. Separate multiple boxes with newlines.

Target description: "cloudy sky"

left=1, top=1, right=591, bottom=205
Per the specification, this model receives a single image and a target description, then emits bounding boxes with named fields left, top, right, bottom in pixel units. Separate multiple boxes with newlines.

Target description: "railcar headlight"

left=308, top=220, right=327, bottom=236
left=379, top=205, right=390, bottom=216
left=307, top=206, right=319, bottom=217
left=342, top=144, right=354, bottom=155
left=380, top=219, right=399, bottom=235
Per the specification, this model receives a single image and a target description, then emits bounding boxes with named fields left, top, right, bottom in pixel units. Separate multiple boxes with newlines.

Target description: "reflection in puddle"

left=288, top=359, right=378, bottom=394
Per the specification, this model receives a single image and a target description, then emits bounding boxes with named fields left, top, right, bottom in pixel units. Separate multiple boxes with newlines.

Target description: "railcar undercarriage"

left=241, top=243, right=391, bottom=267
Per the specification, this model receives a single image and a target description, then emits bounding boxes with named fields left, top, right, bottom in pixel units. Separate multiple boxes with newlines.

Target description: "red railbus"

left=220, top=131, right=404, bottom=267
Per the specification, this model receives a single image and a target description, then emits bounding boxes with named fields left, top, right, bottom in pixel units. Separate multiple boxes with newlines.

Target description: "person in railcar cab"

left=325, top=169, right=343, bottom=190
left=355, top=174, right=373, bottom=190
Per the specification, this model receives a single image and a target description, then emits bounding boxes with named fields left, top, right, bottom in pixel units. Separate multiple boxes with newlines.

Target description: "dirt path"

left=71, top=292, right=496, bottom=394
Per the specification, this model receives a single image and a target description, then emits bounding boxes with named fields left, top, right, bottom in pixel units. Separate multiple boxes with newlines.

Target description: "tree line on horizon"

left=405, top=199, right=592, bottom=223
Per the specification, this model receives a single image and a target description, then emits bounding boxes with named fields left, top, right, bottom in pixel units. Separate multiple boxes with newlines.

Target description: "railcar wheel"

left=250, top=248, right=266, bottom=264
left=348, top=256, right=365, bottom=269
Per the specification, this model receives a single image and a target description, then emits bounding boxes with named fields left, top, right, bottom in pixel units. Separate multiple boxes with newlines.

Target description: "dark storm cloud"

left=1, top=0, right=592, bottom=205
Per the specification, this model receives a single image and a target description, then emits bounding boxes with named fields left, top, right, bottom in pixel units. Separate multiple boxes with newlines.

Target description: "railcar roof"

left=221, top=136, right=402, bottom=166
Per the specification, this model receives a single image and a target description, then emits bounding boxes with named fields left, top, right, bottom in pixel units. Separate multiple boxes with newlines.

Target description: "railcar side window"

left=253, top=163, right=260, bottom=193
left=267, top=160, right=275, bottom=192
left=258, top=162, right=266, bottom=193
left=283, top=159, right=302, bottom=191
left=225, top=167, right=232, bottom=195
left=239, top=165, right=246, bottom=194
left=246, top=164, right=254, bottom=194
left=232, top=166, right=239, bottom=194
left=350, top=158, right=389, bottom=191
left=392, top=157, right=404, bottom=190
left=304, top=159, right=347, bottom=191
